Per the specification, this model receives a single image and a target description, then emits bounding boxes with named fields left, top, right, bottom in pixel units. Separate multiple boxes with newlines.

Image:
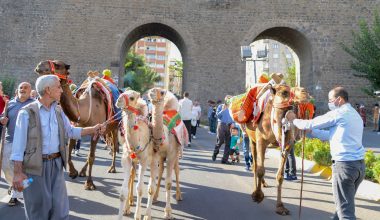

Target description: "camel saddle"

left=163, top=110, right=189, bottom=147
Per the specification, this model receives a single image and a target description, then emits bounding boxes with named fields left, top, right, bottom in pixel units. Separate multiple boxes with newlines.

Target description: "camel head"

left=116, top=89, right=148, bottom=116
left=34, top=60, right=71, bottom=80
left=148, top=87, right=167, bottom=104
left=291, top=87, right=311, bottom=104
left=271, top=85, right=292, bottom=109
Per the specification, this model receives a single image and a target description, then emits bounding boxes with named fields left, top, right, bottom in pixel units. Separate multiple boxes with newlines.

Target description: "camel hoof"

left=164, top=208, right=173, bottom=219
left=123, top=209, right=131, bottom=216
left=108, top=166, right=117, bottom=173
left=251, top=190, right=264, bottom=203
left=176, top=192, right=183, bottom=201
left=276, top=205, right=290, bottom=216
left=129, top=199, right=135, bottom=206
left=262, top=181, right=269, bottom=188
left=79, top=171, right=87, bottom=177
left=84, top=180, right=96, bottom=190
left=143, top=216, right=151, bottom=220
left=69, top=170, right=78, bottom=179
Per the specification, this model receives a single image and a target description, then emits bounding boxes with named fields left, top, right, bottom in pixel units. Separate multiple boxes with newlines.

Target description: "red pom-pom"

left=133, top=125, right=139, bottom=130
left=130, top=152, right=136, bottom=159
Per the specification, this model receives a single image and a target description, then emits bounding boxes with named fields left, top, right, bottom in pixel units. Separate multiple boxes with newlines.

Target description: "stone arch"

left=243, top=26, right=314, bottom=91
left=114, top=22, right=188, bottom=89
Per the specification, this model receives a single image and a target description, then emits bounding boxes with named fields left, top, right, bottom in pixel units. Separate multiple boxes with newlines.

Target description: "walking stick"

left=0, top=100, right=9, bottom=179
left=298, top=110, right=309, bottom=220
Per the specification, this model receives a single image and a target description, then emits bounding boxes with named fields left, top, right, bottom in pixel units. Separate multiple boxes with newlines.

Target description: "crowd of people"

left=0, top=70, right=370, bottom=219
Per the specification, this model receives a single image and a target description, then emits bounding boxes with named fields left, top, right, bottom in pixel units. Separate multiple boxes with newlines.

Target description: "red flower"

left=133, top=125, right=139, bottom=130
left=130, top=152, right=136, bottom=159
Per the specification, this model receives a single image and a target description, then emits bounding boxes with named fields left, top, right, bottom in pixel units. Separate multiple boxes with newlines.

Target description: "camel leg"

left=84, top=136, right=98, bottom=190
left=135, top=162, right=147, bottom=220
left=164, top=160, right=174, bottom=219
left=144, top=157, right=158, bottom=220
left=251, top=138, right=265, bottom=203
left=153, top=157, right=164, bottom=203
left=275, top=148, right=290, bottom=215
left=118, top=157, right=132, bottom=219
left=67, top=139, right=79, bottom=179
left=128, top=163, right=136, bottom=206
left=250, top=139, right=258, bottom=191
left=108, top=129, right=118, bottom=173
left=174, top=158, right=182, bottom=201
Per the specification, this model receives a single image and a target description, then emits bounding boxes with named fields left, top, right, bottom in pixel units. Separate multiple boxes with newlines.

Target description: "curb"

left=266, top=149, right=380, bottom=202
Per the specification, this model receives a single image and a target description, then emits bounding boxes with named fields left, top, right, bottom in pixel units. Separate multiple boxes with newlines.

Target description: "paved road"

left=1, top=128, right=379, bottom=220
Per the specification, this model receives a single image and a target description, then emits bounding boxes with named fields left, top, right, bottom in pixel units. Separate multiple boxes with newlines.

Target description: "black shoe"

left=212, top=154, right=217, bottom=161
left=8, top=198, right=18, bottom=207
left=221, top=161, right=232, bottom=165
left=8, top=186, right=12, bottom=195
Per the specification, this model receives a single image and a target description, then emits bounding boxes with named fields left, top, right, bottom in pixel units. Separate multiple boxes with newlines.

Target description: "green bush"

left=0, top=76, right=16, bottom=97
left=365, top=150, right=377, bottom=167
left=364, top=150, right=380, bottom=182
left=294, top=138, right=331, bottom=166
left=372, top=160, right=380, bottom=183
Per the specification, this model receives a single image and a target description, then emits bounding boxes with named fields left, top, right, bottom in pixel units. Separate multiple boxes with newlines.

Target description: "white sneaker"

left=74, top=150, right=79, bottom=156
left=208, top=131, right=213, bottom=134
left=193, top=135, right=197, bottom=139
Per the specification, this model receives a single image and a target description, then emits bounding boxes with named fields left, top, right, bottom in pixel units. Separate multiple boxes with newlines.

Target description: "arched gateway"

left=1, top=1, right=378, bottom=110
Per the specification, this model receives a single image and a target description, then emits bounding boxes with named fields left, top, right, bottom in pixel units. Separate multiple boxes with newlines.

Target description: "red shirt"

left=0, top=96, right=9, bottom=114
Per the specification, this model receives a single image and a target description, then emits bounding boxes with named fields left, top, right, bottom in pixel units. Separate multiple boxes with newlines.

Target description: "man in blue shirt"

left=0, top=82, right=34, bottom=206
left=11, top=75, right=105, bottom=220
left=287, top=87, right=365, bottom=220
left=212, top=95, right=234, bottom=164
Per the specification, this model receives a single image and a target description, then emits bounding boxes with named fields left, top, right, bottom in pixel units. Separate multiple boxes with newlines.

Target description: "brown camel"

left=34, top=60, right=119, bottom=190
left=241, top=84, right=296, bottom=215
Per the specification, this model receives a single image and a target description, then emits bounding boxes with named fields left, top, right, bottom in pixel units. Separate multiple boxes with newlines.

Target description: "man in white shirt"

left=191, top=100, right=201, bottom=139
left=286, top=87, right=365, bottom=220
left=179, top=91, right=193, bottom=147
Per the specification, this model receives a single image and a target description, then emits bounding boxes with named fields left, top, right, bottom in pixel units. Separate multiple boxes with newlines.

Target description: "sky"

left=168, top=41, right=182, bottom=62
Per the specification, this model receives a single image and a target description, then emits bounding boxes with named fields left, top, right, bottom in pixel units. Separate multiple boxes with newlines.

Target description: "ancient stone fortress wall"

left=1, top=0, right=379, bottom=113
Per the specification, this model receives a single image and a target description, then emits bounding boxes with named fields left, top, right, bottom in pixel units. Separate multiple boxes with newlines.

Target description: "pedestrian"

left=0, top=82, right=34, bottom=206
left=229, top=126, right=240, bottom=164
left=286, top=86, right=365, bottom=220
left=179, top=91, right=193, bottom=147
left=212, top=95, right=234, bottom=164
left=30, top=90, right=38, bottom=99
left=191, top=100, right=201, bottom=139
left=284, top=146, right=297, bottom=181
left=359, top=104, right=366, bottom=127
left=241, top=132, right=253, bottom=171
left=372, top=103, right=379, bottom=132
left=207, top=100, right=216, bottom=134
left=0, top=81, right=10, bottom=141
left=10, top=75, right=106, bottom=220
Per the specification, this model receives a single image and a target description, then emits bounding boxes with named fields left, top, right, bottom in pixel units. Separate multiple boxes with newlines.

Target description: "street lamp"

left=241, top=45, right=268, bottom=83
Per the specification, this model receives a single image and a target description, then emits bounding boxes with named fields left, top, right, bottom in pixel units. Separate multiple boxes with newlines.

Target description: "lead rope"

left=299, top=129, right=306, bottom=220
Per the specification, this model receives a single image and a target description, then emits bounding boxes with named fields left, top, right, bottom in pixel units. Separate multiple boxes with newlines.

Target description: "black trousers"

left=213, top=122, right=231, bottom=162
left=183, top=120, right=192, bottom=143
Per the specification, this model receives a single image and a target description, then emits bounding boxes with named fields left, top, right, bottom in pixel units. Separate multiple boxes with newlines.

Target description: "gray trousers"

left=24, top=157, right=69, bottom=220
left=213, top=122, right=231, bottom=162
left=332, top=160, right=365, bottom=220
left=285, top=146, right=297, bottom=176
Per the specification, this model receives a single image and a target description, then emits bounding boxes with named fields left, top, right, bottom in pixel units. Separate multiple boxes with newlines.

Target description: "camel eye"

left=130, top=97, right=135, bottom=101
left=282, top=91, right=289, bottom=96
left=160, top=91, right=165, bottom=95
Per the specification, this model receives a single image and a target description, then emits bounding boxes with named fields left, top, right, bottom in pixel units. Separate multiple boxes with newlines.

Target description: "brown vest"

left=22, top=102, right=67, bottom=176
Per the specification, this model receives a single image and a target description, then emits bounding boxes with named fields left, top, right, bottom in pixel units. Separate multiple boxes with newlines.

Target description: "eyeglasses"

left=328, top=97, right=339, bottom=103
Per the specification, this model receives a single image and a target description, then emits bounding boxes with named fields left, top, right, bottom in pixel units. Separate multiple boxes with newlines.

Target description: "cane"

left=0, top=100, right=9, bottom=179
left=298, top=110, right=309, bottom=220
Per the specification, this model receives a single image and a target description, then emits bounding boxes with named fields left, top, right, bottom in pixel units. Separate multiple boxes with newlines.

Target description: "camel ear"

left=270, top=85, right=277, bottom=95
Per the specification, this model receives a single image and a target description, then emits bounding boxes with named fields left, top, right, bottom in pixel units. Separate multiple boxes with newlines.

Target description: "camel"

left=34, top=60, right=119, bottom=190
left=233, top=84, right=296, bottom=215
left=148, top=88, right=186, bottom=219
left=116, top=89, right=158, bottom=220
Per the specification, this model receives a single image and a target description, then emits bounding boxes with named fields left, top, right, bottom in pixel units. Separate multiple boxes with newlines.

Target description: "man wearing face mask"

left=286, top=87, right=365, bottom=220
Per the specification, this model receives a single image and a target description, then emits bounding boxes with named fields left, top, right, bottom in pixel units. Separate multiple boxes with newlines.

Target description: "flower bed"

left=294, top=138, right=380, bottom=183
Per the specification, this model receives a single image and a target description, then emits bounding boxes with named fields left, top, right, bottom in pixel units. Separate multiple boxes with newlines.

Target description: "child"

left=229, top=127, right=241, bottom=164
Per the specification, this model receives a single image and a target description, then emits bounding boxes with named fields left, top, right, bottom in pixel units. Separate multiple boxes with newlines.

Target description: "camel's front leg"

left=84, top=136, right=98, bottom=190
left=119, top=157, right=132, bottom=219
left=108, top=129, right=118, bottom=173
left=68, top=139, right=79, bottom=178
left=250, top=139, right=258, bottom=191
left=145, top=157, right=158, bottom=220
left=128, top=162, right=136, bottom=206
left=153, top=157, right=164, bottom=203
left=251, top=138, right=265, bottom=203
left=135, top=162, right=147, bottom=220
left=164, top=160, right=175, bottom=219
left=174, top=158, right=182, bottom=201
left=275, top=147, right=291, bottom=215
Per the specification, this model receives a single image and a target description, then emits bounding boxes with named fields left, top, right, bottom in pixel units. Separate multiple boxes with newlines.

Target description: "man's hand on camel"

left=285, top=111, right=296, bottom=122
left=0, top=116, right=8, bottom=125
left=93, top=123, right=107, bottom=135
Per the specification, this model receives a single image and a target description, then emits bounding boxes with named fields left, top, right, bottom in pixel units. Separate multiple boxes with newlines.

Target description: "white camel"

left=116, top=90, right=158, bottom=220
left=148, top=88, right=188, bottom=219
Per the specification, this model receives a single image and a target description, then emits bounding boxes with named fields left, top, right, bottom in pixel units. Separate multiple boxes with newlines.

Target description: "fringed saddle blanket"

left=163, top=110, right=189, bottom=147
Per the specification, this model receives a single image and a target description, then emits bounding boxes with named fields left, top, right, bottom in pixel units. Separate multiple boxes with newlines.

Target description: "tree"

left=168, top=60, right=183, bottom=96
left=341, top=11, right=380, bottom=94
left=285, top=59, right=296, bottom=87
left=0, top=76, right=16, bottom=97
left=123, top=51, right=161, bottom=94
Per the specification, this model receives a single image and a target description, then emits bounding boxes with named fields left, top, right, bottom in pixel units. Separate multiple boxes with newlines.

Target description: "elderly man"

left=286, top=87, right=365, bottom=220
left=11, top=75, right=105, bottom=219
left=0, top=82, right=34, bottom=206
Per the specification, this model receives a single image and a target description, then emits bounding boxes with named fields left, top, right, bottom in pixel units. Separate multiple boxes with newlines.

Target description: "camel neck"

left=59, top=82, right=81, bottom=123
left=151, top=100, right=164, bottom=141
